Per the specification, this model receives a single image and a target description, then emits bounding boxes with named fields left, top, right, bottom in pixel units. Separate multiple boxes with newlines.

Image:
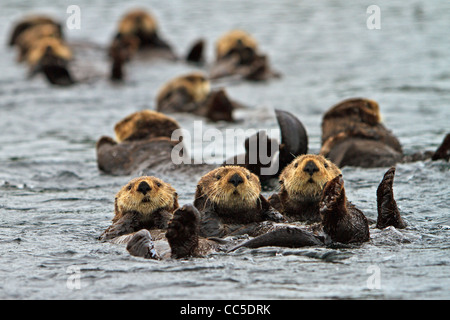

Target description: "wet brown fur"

left=320, top=98, right=403, bottom=167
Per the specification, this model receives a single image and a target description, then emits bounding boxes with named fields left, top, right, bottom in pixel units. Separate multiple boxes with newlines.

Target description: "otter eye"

left=294, top=163, right=298, bottom=168
left=246, top=174, right=250, bottom=180
left=156, top=182, right=162, bottom=187
left=216, top=175, right=221, bottom=180
left=127, top=184, right=132, bottom=190
left=324, top=163, right=329, bottom=168
left=279, top=180, right=283, bottom=184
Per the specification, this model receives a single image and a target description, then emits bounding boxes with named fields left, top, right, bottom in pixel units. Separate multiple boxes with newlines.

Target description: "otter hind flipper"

left=228, top=227, right=324, bottom=252
left=376, top=167, right=406, bottom=229
left=126, top=229, right=161, bottom=260
left=186, top=39, right=205, bottom=64
left=432, top=133, right=450, bottom=161
left=275, top=110, right=308, bottom=171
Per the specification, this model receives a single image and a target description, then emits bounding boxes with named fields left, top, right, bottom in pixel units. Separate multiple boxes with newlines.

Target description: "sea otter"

left=156, top=72, right=245, bottom=122
left=320, top=98, right=450, bottom=167
left=14, top=23, right=63, bottom=63
left=99, top=176, right=179, bottom=243
left=96, top=110, right=183, bottom=175
left=8, top=15, right=63, bottom=47
left=108, top=9, right=204, bottom=81
left=268, top=154, right=341, bottom=223
left=193, top=166, right=286, bottom=238
left=210, top=29, right=280, bottom=81
left=96, top=108, right=308, bottom=183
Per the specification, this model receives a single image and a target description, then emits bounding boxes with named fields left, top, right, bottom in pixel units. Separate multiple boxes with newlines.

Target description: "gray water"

left=0, top=0, right=449, bottom=300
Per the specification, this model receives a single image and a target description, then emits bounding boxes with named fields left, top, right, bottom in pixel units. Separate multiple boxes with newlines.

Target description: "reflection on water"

left=0, top=0, right=449, bottom=299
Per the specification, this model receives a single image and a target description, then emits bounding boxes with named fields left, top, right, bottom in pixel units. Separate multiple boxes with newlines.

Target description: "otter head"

left=279, top=154, right=341, bottom=203
left=114, top=110, right=181, bottom=143
left=156, top=72, right=211, bottom=107
left=114, top=176, right=178, bottom=222
left=195, top=166, right=261, bottom=211
left=118, top=9, right=158, bottom=37
left=26, top=37, right=74, bottom=86
left=216, top=29, right=258, bottom=65
left=9, top=15, right=62, bottom=47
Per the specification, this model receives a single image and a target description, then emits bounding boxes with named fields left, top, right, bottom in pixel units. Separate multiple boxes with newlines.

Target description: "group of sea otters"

left=9, top=9, right=450, bottom=260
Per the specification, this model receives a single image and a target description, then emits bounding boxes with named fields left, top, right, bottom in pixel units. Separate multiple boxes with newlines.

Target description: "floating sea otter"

left=155, top=71, right=247, bottom=122
left=209, top=29, right=280, bottom=81
left=8, top=15, right=63, bottom=48
left=319, top=98, right=450, bottom=167
left=108, top=9, right=204, bottom=81
left=8, top=15, right=74, bottom=86
left=96, top=109, right=308, bottom=183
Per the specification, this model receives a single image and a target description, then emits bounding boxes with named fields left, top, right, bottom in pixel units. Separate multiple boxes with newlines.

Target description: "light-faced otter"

left=25, top=37, right=75, bottom=86
left=210, top=29, right=280, bottom=81
left=96, top=108, right=308, bottom=183
left=156, top=72, right=243, bottom=122
left=320, top=98, right=450, bottom=167
left=96, top=110, right=183, bottom=175
left=14, top=23, right=63, bottom=63
left=193, top=166, right=285, bottom=238
left=268, top=154, right=341, bottom=223
left=114, top=9, right=174, bottom=53
left=99, top=176, right=179, bottom=243
left=8, top=15, right=63, bottom=47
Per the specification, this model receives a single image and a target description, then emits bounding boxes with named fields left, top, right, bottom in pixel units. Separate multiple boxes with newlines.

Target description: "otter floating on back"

left=210, top=29, right=280, bottom=81
left=319, top=98, right=449, bottom=167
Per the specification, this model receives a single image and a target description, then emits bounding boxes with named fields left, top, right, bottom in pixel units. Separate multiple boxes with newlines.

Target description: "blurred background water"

left=0, top=0, right=449, bottom=299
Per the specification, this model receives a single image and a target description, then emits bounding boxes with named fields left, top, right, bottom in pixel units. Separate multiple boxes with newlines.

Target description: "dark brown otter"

left=210, top=29, right=280, bottom=81
left=156, top=72, right=240, bottom=122
left=320, top=98, right=450, bottom=167
left=194, top=166, right=285, bottom=238
left=99, top=176, right=179, bottom=243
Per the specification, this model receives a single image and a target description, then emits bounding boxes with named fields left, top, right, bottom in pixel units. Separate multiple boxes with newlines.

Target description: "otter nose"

left=137, top=181, right=151, bottom=195
left=303, top=160, right=319, bottom=176
left=228, top=173, right=244, bottom=187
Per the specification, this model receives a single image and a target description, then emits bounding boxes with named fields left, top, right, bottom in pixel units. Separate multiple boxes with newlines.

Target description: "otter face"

left=198, top=166, right=261, bottom=210
left=279, top=155, right=341, bottom=202
left=115, top=176, right=178, bottom=218
left=324, top=98, right=381, bottom=125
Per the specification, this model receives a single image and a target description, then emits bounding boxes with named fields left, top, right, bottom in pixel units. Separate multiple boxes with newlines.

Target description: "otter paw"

left=319, top=175, right=344, bottom=213
left=126, top=229, right=161, bottom=260
left=166, top=204, right=200, bottom=258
